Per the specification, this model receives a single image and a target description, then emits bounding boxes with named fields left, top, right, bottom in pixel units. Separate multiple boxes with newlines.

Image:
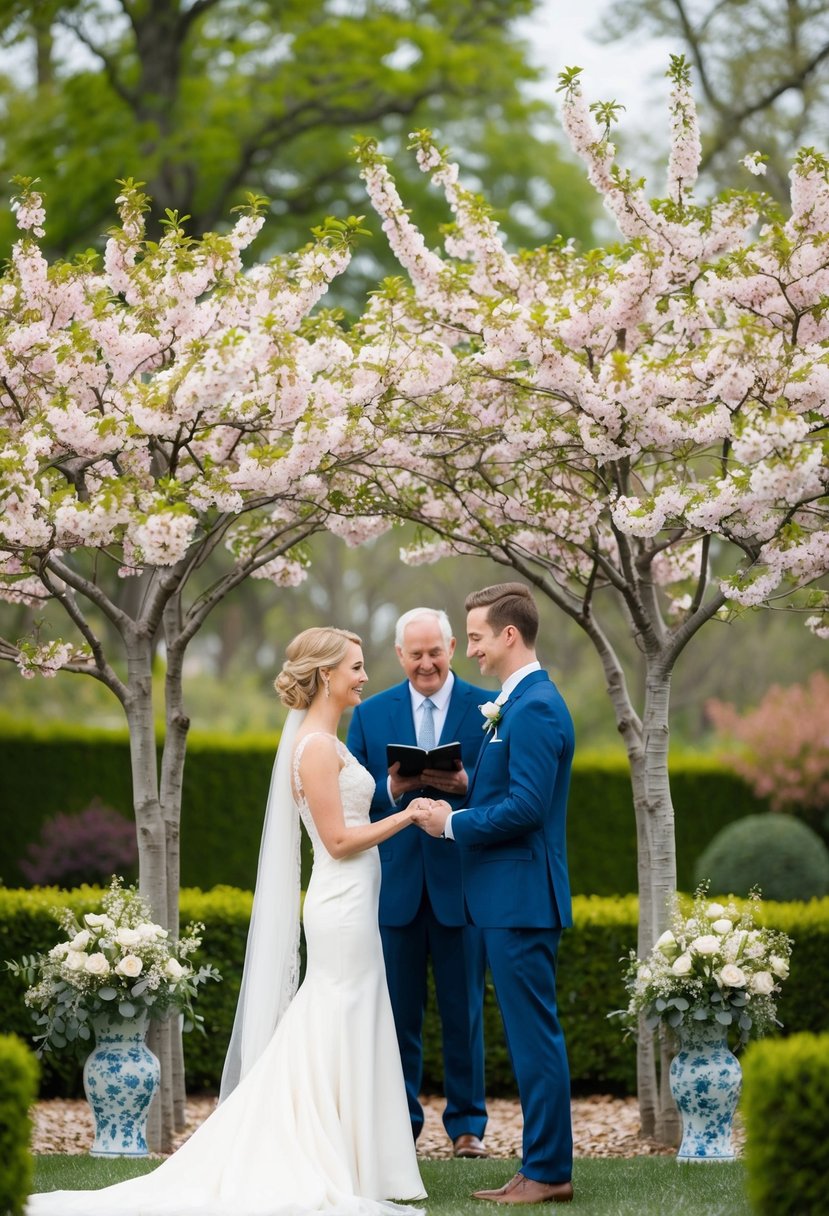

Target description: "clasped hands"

left=409, top=797, right=451, bottom=837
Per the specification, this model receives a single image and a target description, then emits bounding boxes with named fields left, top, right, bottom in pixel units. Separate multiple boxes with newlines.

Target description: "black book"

left=386, top=741, right=462, bottom=778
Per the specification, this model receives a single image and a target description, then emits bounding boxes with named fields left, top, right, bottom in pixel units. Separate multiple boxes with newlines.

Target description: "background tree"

left=0, top=179, right=370, bottom=1148
left=599, top=0, right=829, bottom=198
left=349, top=57, right=829, bottom=1140
left=707, top=672, right=829, bottom=839
left=0, top=0, right=599, bottom=299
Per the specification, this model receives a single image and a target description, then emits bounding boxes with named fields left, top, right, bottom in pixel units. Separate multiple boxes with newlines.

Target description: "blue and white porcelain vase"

left=669, top=1022, right=742, bottom=1162
left=83, top=1011, right=160, bottom=1157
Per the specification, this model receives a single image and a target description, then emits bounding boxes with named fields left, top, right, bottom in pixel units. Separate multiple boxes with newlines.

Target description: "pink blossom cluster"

left=666, top=63, right=701, bottom=204
left=15, top=640, right=89, bottom=679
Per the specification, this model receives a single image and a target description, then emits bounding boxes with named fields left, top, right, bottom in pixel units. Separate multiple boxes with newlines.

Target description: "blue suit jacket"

left=452, top=670, right=574, bottom=930
left=346, top=675, right=490, bottom=927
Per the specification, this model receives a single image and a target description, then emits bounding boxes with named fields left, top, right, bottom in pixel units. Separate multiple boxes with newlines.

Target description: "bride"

left=29, top=626, right=427, bottom=1216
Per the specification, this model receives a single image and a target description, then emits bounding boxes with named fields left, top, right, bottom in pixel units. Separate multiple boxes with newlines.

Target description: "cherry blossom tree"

left=0, top=180, right=372, bottom=1147
left=350, top=55, right=829, bottom=1140
left=707, top=672, right=829, bottom=828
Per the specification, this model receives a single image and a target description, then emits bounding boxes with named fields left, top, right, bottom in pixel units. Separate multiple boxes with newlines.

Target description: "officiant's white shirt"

left=443, top=660, right=540, bottom=840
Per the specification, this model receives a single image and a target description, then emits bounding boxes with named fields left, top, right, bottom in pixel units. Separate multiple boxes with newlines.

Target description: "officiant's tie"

left=418, top=697, right=436, bottom=750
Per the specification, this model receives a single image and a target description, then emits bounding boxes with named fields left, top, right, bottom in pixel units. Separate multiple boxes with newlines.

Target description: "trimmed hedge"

left=3, top=887, right=827, bottom=1100
left=742, top=1033, right=829, bottom=1216
left=1, top=724, right=769, bottom=896
left=0, top=1034, right=39, bottom=1216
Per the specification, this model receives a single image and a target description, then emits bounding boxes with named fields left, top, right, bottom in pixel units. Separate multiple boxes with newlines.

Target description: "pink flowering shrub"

left=19, top=800, right=138, bottom=887
left=707, top=674, right=829, bottom=833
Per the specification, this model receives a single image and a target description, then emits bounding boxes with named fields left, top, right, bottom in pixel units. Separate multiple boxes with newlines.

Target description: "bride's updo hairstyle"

left=275, top=626, right=362, bottom=709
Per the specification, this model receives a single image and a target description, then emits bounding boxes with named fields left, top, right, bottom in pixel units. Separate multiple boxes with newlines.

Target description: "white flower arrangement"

left=7, top=876, right=220, bottom=1055
left=618, top=886, right=793, bottom=1047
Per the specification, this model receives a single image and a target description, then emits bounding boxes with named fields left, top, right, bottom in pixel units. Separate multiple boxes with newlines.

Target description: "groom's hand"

left=420, top=762, right=468, bottom=797
left=413, top=799, right=451, bottom=837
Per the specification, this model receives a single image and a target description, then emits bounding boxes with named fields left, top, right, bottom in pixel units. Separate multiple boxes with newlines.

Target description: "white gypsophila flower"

left=115, top=927, right=142, bottom=948
left=711, top=918, right=733, bottom=935
left=691, top=935, right=721, bottom=956
left=724, top=929, right=747, bottom=961
left=69, top=929, right=91, bottom=951
left=115, top=954, right=143, bottom=978
left=65, top=950, right=88, bottom=970
left=706, top=903, right=726, bottom=918
left=719, top=964, right=747, bottom=987
left=750, top=971, right=775, bottom=995
left=165, top=958, right=185, bottom=979
left=770, top=955, right=790, bottom=979
left=84, top=952, right=110, bottom=976
left=672, top=954, right=693, bottom=975
left=745, top=933, right=766, bottom=959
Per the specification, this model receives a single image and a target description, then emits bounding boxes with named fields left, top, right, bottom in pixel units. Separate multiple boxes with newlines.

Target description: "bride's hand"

left=410, top=798, right=451, bottom=837
left=408, top=797, right=432, bottom=825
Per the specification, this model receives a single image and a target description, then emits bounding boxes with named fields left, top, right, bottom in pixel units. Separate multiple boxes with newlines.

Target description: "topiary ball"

left=694, top=813, right=829, bottom=902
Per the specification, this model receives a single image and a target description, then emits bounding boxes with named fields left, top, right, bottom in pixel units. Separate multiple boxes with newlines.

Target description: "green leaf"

left=715, top=1011, right=733, bottom=1025
left=118, top=1001, right=136, bottom=1018
left=98, top=987, right=118, bottom=1001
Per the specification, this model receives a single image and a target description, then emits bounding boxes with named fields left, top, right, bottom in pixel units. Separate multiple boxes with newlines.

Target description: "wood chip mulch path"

left=32, top=1093, right=743, bottom=1158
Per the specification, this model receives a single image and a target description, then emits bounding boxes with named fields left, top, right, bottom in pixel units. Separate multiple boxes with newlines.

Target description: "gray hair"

left=394, top=607, right=453, bottom=650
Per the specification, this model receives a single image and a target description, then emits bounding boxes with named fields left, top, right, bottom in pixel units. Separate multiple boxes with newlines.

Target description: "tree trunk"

left=161, top=606, right=190, bottom=1131
left=593, top=633, right=681, bottom=1144
left=123, top=634, right=175, bottom=1153
left=634, top=664, right=682, bottom=1146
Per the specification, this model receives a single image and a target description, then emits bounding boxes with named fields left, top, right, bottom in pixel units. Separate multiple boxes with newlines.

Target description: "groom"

left=413, top=583, right=575, bottom=1205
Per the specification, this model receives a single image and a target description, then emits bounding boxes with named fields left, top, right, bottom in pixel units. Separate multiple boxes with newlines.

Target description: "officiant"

left=346, top=607, right=489, bottom=1158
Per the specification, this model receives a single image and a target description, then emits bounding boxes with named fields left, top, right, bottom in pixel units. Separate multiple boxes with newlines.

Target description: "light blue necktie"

left=418, top=698, right=436, bottom=750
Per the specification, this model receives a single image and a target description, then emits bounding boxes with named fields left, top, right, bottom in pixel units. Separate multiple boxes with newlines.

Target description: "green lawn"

left=33, top=1155, right=752, bottom=1215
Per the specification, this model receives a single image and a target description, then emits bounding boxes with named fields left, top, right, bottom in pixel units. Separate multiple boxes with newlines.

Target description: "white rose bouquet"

left=7, top=876, right=220, bottom=1055
left=618, top=886, right=793, bottom=1047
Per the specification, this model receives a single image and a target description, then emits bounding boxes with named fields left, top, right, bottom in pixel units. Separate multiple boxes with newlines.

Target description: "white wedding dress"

left=28, top=736, right=426, bottom=1216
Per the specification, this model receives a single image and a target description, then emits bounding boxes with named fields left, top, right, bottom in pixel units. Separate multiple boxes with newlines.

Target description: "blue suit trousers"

left=483, top=926, right=572, bottom=1183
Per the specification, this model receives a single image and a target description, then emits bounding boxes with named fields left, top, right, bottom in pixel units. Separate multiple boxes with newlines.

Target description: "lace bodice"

left=292, top=733, right=376, bottom=853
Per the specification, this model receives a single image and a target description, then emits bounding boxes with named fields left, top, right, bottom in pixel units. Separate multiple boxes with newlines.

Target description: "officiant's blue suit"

left=347, top=675, right=488, bottom=1141
left=452, top=669, right=574, bottom=1184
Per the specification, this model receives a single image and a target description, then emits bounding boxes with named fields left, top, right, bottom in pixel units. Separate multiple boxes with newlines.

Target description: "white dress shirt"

left=443, top=661, right=541, bottom=840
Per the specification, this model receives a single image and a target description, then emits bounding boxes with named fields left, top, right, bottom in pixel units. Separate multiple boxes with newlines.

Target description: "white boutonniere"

left=479, top=701, right=502, bottom=733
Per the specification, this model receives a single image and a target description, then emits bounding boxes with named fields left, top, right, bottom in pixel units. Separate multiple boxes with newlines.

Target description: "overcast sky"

left=520, top=0, right=677, bottom=133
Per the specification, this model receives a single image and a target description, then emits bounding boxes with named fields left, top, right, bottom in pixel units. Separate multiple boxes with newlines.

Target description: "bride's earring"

left=321, top=673, right=330, bottom=699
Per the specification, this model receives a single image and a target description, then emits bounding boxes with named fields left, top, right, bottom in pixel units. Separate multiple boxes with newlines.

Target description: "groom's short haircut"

left=465, top=582, right=539, bottom=647
left=394, top=607, right=454, bottom=650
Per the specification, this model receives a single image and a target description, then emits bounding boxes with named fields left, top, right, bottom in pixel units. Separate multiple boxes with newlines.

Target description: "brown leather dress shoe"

left=472, top=1172, right=574, bottom=1204
left=453, top=1133, right=488, bottom=1158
